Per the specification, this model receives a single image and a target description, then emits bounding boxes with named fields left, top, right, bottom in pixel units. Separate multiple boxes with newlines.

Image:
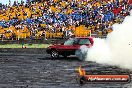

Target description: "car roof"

left=75, top=37, right=92, bottom=39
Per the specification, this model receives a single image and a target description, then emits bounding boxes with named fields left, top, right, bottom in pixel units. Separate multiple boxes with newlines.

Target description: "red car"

left=46, top=37, right=94, bottom=59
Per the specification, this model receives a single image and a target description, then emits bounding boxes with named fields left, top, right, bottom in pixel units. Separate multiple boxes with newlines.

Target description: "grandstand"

left=0, top=0, right=131, bottom=40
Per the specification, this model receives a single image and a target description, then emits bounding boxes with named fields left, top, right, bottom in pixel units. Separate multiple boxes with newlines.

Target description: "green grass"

left=0, top=44, right=52, bottom=48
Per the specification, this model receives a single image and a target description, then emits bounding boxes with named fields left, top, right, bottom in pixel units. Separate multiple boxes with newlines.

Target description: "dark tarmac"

left=0, top=49, right=131, bottom=88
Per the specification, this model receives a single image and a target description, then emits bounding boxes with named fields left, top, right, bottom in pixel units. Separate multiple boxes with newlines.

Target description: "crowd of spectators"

left=0, top=0, right=131, bottom=40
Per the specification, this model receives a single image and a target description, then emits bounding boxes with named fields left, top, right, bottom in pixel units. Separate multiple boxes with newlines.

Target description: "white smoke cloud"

left=84, top=10, right=132, bottom=69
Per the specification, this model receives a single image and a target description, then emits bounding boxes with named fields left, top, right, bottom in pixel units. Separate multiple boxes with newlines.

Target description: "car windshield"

left=64, top=38, right=75, bottom=45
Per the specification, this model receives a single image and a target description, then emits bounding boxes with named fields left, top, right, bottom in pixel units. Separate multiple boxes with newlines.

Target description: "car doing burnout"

left=46, top=37, right=94, bottom=59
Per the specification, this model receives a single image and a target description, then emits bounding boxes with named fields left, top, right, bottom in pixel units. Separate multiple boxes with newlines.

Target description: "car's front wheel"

left=51, top=50, right=59, bottom=59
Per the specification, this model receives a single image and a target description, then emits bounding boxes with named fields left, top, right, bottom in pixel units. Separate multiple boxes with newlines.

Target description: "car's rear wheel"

left=75, top=49, right=86, bottom=61
left=51, top=50, right=59, bottom=59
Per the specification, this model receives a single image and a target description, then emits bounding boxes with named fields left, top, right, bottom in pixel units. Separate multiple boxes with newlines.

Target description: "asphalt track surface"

left=0, top=49, right=132, bottom=88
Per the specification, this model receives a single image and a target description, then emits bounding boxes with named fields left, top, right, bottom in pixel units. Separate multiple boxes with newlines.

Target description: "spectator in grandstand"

left=42, top=30, right=47, bottom=40
left=0, top=0, right=131, bottom=40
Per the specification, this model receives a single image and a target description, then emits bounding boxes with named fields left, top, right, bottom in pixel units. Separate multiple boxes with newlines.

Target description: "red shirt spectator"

left=112, top=6, right=122, bottom=15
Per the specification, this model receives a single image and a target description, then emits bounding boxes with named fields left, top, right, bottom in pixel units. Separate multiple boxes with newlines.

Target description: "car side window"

left=64, top=38, right=75, bottom=45
left=78, top=39, right=91, bottom=45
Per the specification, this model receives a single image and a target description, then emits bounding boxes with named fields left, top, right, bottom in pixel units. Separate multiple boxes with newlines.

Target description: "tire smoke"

left=75, top=45, right=88, bottom=61
left=83, top=10, right=132, bottom=69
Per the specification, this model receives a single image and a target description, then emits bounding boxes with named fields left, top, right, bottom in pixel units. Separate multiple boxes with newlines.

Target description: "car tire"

left=75, top=49, right=86, bottom=61
left=51, top=50, right=59, bottom=59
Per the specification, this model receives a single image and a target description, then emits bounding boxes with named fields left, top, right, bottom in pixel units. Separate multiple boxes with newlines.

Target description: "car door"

left=57, top=38, right=79, bottom=55
left=71, top=38, right=80, bottom=54
left=70, top=38, right=92, bottom=54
